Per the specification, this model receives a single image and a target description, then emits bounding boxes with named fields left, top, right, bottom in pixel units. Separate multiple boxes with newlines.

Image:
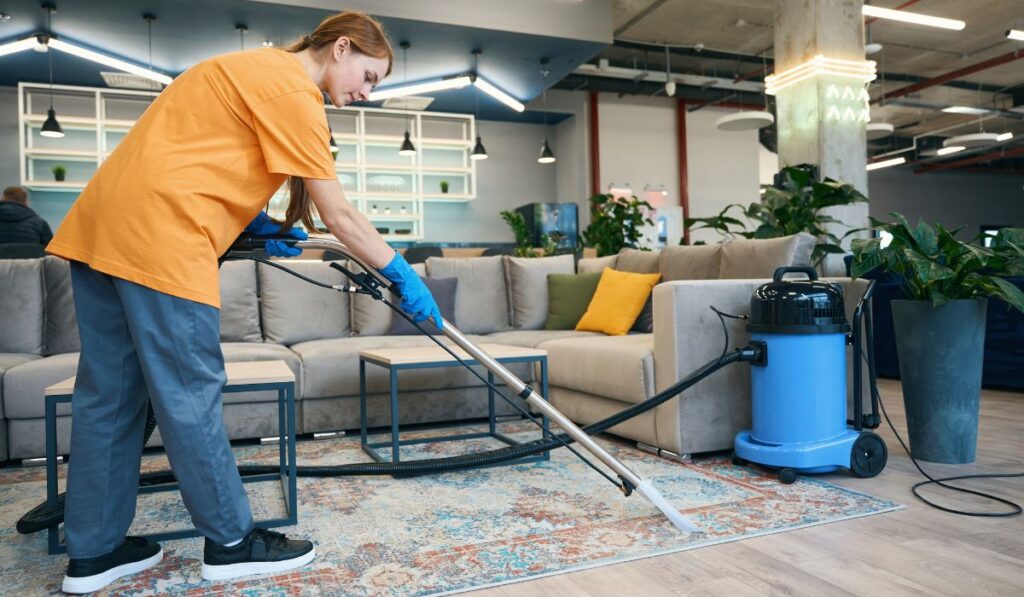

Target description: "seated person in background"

left=0, top=186, right=53, bottom=246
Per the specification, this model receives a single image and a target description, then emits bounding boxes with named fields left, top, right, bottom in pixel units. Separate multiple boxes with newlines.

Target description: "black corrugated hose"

left=17, top=249, right=758, bottom=534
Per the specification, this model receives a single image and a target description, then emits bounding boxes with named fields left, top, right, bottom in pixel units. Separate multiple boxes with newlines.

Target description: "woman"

left=46, top=11, right=440, bottom=594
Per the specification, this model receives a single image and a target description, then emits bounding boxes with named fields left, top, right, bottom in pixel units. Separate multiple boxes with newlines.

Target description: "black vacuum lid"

left=748, top=266, right=850, bottom=334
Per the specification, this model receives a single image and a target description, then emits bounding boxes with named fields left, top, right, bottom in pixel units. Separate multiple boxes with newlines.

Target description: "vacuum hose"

left=18, top=232, right=760, bottom=535
left=17, top=348, right=752, bottom=534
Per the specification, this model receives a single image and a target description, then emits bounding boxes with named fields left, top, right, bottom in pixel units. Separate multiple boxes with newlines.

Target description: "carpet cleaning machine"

left=17, top=239, right=886, bottom=539
left=732, top=266, right=887, bottom=484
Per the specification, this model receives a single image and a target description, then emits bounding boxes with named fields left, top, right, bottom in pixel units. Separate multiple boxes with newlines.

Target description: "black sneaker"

left=201, top=528, right=315, bottom=581
left=62, top=536, right=163, bottom=594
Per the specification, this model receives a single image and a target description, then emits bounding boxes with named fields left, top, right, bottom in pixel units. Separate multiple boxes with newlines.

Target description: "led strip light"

left=766, top=55, right=876, bottom=95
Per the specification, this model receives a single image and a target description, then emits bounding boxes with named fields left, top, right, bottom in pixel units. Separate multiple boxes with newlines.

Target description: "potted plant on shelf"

left=439, top=180, right=450, bottom=194
left=851, top=215, right=1024, bottom=463
left=580, top=193, right=654, bottom=257
left=51, top=165, right=67, bottom=182
left=684, top=165, right=867, bottom=267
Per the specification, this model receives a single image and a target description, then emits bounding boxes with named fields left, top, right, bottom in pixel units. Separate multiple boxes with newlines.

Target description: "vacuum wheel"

left=778, top=468, right=798, bottom=484
left=850, top=432, right=888, bottom=478
left=730, top=452, right=747, bottom=467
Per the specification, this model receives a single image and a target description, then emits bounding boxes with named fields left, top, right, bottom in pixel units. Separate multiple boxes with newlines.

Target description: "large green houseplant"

left=851, top=214, right=1024, bottom=463
left=580, top=193, right=654, bottom=257
left=685, top=166, right=867, bottom=266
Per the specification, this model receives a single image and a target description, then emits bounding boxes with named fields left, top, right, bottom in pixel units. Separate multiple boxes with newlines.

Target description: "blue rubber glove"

left=379, top=251, right=444, bottom=329
left=245, top=211, right=308, bottom=257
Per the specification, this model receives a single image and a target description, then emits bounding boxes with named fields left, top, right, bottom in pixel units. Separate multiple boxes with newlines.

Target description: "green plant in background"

left=51, top=164, right=67, bottom=182
left=580, top=193, right=654, bottom=257
left=439, top=180, right=450, bottom=194
left=851, top=213, right=1024, bottom=311
left=684, top=166, right=868, bottom=266
left=500, top=210, right=538, bottom=257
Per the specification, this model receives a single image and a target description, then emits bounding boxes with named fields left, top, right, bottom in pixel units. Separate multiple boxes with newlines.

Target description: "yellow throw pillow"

left=575, top=267, right=661, bottom=335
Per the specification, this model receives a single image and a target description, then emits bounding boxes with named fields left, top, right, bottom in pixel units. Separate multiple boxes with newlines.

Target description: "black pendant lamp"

left=399, top=130, right=416, bottom=156
left=470, top=50, right=488, bottom=160
left=537, top=58, right=554, bottom=164
left=471, top=135, right=488, bottom=160
left=397, top=41, right=416, bottom=157
left=40, top=7, right=63, bottom=138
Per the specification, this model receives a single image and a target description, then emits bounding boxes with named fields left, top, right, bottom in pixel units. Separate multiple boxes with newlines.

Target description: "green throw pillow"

left=545, top=272, right=602, bottom=330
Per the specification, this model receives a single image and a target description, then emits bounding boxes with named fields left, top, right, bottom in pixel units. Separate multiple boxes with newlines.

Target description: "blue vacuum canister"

left=733, top=266, right=887, bottom=484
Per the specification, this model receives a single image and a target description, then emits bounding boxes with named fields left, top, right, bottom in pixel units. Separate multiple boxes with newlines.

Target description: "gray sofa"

left=1, top=232, right=867, bottom=463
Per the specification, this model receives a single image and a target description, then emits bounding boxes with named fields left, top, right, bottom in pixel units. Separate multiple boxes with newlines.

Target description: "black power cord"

left=863, top=349, right=1022, bottom=517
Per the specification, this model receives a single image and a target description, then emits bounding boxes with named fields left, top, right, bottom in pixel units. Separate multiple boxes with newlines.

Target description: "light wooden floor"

left=469, top=379, right=1024, bottom=597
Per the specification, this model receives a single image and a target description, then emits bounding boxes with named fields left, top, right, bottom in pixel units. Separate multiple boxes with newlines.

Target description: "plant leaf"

left=990, top=276, right=1024, bottom=314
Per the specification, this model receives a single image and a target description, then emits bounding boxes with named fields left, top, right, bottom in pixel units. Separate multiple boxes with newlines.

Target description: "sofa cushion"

left=616, top=248, right=660, bottom=273
left=388, top=276, right=458, bottom=335
left=577, top=254, right=617, bottom=274
left=3, top=352, right=79, bottom=419
left=290, top=334, right=534, bottom=399
left=219, top=260, right=262, bottom=343
left=483, top=329, right=603, bottom=348
left=659, top=244, right=723, bottom=281
left=545, top=272, right=602, bottom=330
left=719, top=233, right=817, bottom=279
left=0, top=353, right=43, bottom=419
left=506, top=254, right=575, bottom=330
left=259, top=260, right=350, bottom=345
left=426, top=256, right=510, bottom=334
left=616, top=249, right=661, bottom=333
left=539, top=334, right=655, bottom=404
left=576, top=269, right=661, bottom=336
left=220, top=342, right=303, bottom=404
left=350, top=262, right=425, bottom=336
left=0, top=259, right=45, bottom=355
left=43, top=256, right=80, bottom=355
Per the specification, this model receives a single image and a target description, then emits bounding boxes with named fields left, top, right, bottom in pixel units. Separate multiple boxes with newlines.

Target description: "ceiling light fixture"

left=996, top=132, right=1013, bottom=142
left=944, top=132, right=1000, bottom=148
left=0, top=37, right=37, bottom=57
left=861, top=5, right=965, bottom=31
left=368, top=75, right=472, bottom=102
left=236, top=24, right=247, bottom=51
left=936, top=146, right=965, bottom=156
left=663, top=45, right=676, bottom=97
left=40, top=5, right=63, bottom=138
left=866, top=122, right=895, bottom=140
left=942, top=106, right=989, bottom=115
left=397, top=41, right=416, bottom=157
left=470, top=50, right=488, bottom=161
left=537, top=58, right=555, bottom=165
left=47, top=38, right=172, bottom=85
left=765, top=55, right=876, bottom=95
left=472, top=76, right=525, bottom=112
left=866, top=156, right=906, bottom=171
left=1007, top=29, right=1024, bottom=41
left=717, top=50, right=774, bottom=131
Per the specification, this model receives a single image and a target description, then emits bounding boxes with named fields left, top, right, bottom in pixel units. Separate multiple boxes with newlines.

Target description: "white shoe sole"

left=200, top=546, right=316, bottom=581
left=62, top=547, right=163, bottom=594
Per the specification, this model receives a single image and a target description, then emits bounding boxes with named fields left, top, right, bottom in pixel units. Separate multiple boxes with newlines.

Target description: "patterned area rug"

left=0, top=422, right=900, bottom=596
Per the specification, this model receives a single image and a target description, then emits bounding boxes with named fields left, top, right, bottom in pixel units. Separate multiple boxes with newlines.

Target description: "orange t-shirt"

left=47, top=48, right=337, bottom=308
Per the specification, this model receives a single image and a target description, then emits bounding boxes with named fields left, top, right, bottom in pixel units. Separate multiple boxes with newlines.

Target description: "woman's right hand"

left=379, top=251, right=443, bottom=329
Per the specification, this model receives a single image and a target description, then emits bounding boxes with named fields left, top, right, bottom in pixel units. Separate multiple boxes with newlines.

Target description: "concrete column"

left=774, top=0, right=870, bottom=270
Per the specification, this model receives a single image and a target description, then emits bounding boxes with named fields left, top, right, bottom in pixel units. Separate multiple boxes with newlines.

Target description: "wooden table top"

left=359, top=343, right=547, bottom=366
left=45, top=360, right=295, bottom=396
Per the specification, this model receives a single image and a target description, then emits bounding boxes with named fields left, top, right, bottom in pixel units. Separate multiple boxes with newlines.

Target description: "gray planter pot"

left=892, top=298, right=987, bottom=464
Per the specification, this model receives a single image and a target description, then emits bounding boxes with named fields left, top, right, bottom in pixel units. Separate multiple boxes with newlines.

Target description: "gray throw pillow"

left=617, top=248, right=660, bottom=333
left=388, top=276, right=458, bottom=335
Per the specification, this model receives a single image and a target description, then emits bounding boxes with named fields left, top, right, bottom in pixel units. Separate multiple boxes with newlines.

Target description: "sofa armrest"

left=650, top=277, right=870, bottom=455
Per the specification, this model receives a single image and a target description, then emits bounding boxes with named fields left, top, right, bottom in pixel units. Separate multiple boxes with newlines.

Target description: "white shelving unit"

left=19, top=82, right=478, bottom=242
